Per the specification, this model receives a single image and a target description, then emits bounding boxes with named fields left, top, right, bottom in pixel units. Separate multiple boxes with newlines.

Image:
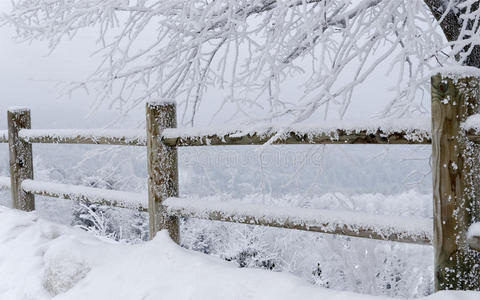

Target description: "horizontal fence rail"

left=22, top=179, right=147, bottom=212
left=18, top=129, right=146, bottom=146
left=164, top=198, right=433, bottom=245
left=1, top=117, right=480, bottom=148
left=162, top=120, right=433, bottom=146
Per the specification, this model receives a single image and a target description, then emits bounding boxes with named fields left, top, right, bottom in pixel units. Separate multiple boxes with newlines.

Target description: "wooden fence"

left=0, top=73, right=479, bottom=291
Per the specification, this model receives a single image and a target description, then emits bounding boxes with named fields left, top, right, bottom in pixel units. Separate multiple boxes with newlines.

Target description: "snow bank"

left=163, top=119, right=431, bottom=144
left=164, top=197, right=433, bottom=244
left=0, top=206, right=477, bottom=300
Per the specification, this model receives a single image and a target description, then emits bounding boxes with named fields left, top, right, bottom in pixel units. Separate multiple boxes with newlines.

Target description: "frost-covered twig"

left=3, top=1, right=480, bottom=124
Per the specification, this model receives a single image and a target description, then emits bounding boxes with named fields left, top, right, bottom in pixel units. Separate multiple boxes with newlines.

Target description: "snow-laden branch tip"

left=4, top=0, right=480, bottom=125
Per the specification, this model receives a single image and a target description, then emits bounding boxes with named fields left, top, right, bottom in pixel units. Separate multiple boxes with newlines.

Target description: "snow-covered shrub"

left=43, top=257, right=90, bottom=296
left=72, top=203, right=117, bottom=240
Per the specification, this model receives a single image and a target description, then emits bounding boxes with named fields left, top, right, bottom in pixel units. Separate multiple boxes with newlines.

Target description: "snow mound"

left=0, top=206, right=477, bottom=300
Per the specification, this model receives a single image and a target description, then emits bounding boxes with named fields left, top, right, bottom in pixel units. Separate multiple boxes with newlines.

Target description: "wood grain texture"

left=7, top=125, right=480, bottom=147
left=431, top=74, right=480, bottom=291
left=146, top=102, right=180, bottom=243
left=7, top=109, right=34, bottom=211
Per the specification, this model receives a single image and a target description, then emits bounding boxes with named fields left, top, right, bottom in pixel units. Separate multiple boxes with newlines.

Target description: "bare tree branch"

left=3, top=0, right=480, bottom=124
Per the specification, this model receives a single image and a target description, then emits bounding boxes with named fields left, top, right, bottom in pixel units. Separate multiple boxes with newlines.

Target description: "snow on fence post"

left=146, top=100, right=179, bottom=243
left=7, top=107, right=34, bottom=211
left=431, top=74, right=480, bottom=291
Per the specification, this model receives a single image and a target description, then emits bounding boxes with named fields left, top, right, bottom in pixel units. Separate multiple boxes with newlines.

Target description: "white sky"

left=0, top=2, right=139, bottom=130
left=0, top=3, right=423, bottom=130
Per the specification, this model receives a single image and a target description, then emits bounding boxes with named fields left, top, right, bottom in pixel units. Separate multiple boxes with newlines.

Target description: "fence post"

left=431, top=74, right=480, bottom=290
left=7, top=107, right=34, bottom=211
left=146, top=100, right=179, bottom=243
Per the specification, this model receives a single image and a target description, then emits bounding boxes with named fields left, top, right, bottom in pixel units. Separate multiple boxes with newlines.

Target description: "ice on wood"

left=19, top=129, right=147, bottom=146
left=147, top=99, right=176, bottom=105
left=21, top=180, right=147, bottom=211
left=433, top=66, right=480, bottom=79
left=163, top=119, right=432, bottom=145
left=164, top=197, right=433, bottom=244
left=7, top=106, right=30, bottom=112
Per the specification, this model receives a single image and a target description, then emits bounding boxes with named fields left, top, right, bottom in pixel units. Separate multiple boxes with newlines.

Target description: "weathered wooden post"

left=431, top=73, right=480, bottom=290
left=7, top=107, right=35, bottom=211
left=146, top=100, right=179, bottom=243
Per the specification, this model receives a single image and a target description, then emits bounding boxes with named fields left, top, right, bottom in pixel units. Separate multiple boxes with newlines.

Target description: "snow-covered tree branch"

left=2, top=0, right=480, bottom=124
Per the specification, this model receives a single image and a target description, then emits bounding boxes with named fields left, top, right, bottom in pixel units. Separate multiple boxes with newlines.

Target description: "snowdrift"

left=0, top=206, right=477, bottom=300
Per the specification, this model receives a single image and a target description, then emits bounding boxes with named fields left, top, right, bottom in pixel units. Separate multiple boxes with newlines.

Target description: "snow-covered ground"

left=0, top=144, right=459, bottom=298
left=0, top=144, right=440, bottom=298
left=0, top=205, right=478, bottom=300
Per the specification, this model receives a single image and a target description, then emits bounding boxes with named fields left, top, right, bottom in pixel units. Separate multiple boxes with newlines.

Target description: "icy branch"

left=4, top=0, right=480, bottom=123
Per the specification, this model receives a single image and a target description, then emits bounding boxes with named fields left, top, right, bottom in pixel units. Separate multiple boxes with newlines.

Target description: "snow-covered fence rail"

left=164, top=198, right=433, bottom=245
left=1, top=74, right=480, bottom=291
left=0, top=103, right=440, bottom=246
left=22, top=179, right=147, bottom=212
left=161, top=120, right=432, bottom=146
left=7, top=121, right=436, bottom=147
left=0, top=102, right=477, bottom=244
left=18, top=129, right=147, bottom=146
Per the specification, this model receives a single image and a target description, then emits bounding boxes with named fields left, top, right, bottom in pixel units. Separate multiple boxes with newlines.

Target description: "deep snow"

left=0, top=205, right=478, bottom=300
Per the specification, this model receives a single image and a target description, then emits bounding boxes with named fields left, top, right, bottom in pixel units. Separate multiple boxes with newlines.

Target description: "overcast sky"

left=0, top=2, right=139, bottom=130
left=0, top=3, right=422, bottom=131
